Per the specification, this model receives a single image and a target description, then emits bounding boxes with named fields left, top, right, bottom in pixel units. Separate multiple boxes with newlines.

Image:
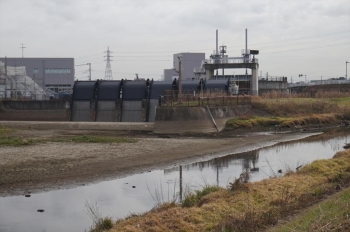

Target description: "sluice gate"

left=96, top=80, right=122, bottom=122
left=70, top=81, right=98, bottom=122
left=121, top=80, right=147, bottom=122
left=70, top=79, right=233, bottom=122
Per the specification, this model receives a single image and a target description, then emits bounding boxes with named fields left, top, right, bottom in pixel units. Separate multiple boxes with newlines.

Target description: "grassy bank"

left=225, top=113, right=341, bottom=130
left=108, top=148, right=350, bottom=232
left=225, top=97, right=350, bottom=131
left=269, top=187, right=350, bottom=231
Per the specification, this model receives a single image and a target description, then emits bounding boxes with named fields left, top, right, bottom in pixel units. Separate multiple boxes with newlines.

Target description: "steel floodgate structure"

left=96, top=80, right=122, bottom=122
left=70, top=81, right=98, bottom=122
left=69, top=78, right=237, bottom=122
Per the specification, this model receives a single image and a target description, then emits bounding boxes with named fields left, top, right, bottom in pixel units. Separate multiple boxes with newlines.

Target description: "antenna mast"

left=104, top=47, right=113, bottom=80
left=20, top=43, right=26, bottom=58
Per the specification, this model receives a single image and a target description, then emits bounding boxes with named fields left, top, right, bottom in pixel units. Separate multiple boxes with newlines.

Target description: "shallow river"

left=1, top=129, right=350, bottom=232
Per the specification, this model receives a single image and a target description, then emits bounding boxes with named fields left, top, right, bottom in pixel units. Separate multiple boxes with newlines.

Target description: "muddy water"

left=1, top=129, right=350, bottom=232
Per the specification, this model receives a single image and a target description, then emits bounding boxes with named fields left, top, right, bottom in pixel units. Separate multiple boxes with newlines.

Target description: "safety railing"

left=159, top=94, right=251, bottom=107
left=206, top=57, right=258, bottom=64
left=259, top=76, right=288, bottom=82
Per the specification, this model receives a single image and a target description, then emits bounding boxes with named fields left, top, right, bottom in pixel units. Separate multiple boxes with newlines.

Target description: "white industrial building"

left=163, top=53, right=205, bottom=81
left=0, top=57, right=74, bottom=94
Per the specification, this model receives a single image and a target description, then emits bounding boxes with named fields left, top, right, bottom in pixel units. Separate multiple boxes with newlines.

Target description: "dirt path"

left=0, top=128, right=314, bottom=196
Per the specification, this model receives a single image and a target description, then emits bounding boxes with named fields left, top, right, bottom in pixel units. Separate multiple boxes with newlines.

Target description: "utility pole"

left=88, top=63, right=91, bottom=81
left=4, top=56, right=7, bottom=99
left=75, top=63, right=91, bottom=81
left=33, top=73, right=36, bottom=100
left=42, top=59, right=46, bottom=89
left=20, top=43, right=26, bottom=58
left=104, top=47, right=113, bottom=80
left=178, top=56, right=182, bottom=102
left=179, top=165, right=183, bottom=202
left=15, top=63, right=17, bottom=99
left=346, top=61, right=349, bottom=80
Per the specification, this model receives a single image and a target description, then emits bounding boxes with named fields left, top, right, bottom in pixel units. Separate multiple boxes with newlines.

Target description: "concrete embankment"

left=153, top=105, right=251, bottom=133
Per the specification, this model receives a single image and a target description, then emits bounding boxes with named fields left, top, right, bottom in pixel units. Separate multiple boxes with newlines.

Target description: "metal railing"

left=288, top=79, right=350, bottom=88
left=206, top=57, right=258, bottom=64
left=159, top=94, right=251, bottom=107
left=259, top=76, right=288, bottom=82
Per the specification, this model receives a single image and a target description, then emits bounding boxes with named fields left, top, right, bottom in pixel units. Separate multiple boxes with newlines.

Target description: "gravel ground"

left=0, top=127, right=313, bottom=196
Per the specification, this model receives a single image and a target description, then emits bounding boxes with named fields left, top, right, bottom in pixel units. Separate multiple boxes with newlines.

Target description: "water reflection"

left=1, top=129, right=350, bottom=231
left=166, top=131, right=350, bottom=193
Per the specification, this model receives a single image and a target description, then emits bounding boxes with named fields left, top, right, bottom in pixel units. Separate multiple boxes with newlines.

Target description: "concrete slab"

left=0, top=121, right=154, bottom=131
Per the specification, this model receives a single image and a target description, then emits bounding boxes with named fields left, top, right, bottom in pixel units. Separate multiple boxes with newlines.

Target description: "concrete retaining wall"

left=0, top=100, right=69, bottom=121
left=153, top=105, right=251, bottom=134
left=259, top=80, right=288, bottom=95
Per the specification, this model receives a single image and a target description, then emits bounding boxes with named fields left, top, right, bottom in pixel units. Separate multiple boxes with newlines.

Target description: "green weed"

left=182, top=185, right=221, bottom=208
left=54, top=135, right=136, bottom=144
left=0, top=136, right=34, bottom=146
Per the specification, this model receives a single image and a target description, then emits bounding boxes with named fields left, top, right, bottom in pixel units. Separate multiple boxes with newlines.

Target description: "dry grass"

left=224, top=96, right=350, bottom=131
left=261, top=90, right=350, bottom=99
left=110, top=149, right=350, bottom=232
left=269, top=187, right=350, bottom=232
left=225, top=113, right=341, bottom=130
left=251, top=97, right=345, bottom=117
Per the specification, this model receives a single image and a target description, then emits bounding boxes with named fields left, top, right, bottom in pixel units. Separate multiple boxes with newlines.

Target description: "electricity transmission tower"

left=104, top=47, right=113, bottom=80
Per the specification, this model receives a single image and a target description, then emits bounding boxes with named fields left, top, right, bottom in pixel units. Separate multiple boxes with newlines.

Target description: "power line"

left=260, top=42, right=348, bottom=55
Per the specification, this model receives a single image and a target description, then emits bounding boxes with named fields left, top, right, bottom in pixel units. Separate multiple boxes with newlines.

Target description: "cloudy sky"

left=0, top=0, right=349, bottom=82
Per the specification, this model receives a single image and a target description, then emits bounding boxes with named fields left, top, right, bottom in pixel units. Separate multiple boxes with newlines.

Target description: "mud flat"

left=0, top=126, right=315, bottom=197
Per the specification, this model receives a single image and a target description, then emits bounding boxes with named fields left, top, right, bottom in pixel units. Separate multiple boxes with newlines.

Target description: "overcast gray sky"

left=0, top=0, right=349, bottom=82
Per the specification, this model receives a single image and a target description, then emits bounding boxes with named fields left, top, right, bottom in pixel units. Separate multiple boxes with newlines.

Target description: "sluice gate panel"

left=70, top=81, right=97, bottom=121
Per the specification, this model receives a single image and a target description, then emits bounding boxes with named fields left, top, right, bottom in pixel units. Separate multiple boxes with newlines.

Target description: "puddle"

left=1, top=129, right=350, bottom=231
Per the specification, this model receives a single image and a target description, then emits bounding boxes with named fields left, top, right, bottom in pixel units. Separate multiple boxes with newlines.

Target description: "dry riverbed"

left=0, top=127, right=315, bottom=197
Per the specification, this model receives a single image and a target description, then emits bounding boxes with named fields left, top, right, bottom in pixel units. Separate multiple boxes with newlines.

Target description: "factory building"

left=163, top=53, right=205, bottom=81
left=0, top=57, right=74, bottom=93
